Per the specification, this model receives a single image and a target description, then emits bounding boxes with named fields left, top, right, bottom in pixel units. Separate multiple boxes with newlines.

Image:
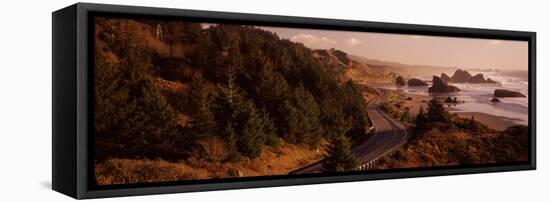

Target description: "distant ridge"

left=312, top=49, right=392, bottom=84
left=348, top=55, right=458, bottom=78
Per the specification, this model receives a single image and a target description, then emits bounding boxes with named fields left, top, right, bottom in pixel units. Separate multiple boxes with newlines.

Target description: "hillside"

left=313, top=49, right=392, bottom=84
left=349, top=55, right=458, bottom=79
left=93, top=18, right=374, bottom=183
left=374, top=125, right=528, bottom=168
left=96, top=139, right=327, bottom=184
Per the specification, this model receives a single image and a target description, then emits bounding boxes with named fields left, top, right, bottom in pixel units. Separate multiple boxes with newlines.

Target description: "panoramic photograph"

left=93, top=17, right=529, bottom=185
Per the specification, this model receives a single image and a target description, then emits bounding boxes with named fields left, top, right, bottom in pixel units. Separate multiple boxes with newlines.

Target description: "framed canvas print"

left=52, top=3, right=536, bottom=199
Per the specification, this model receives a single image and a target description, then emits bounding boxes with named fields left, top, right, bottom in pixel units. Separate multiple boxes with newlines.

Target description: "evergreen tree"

left=218, top=67, right=245, bottom=160
left=218, top=66, right=273, bottom=159
left=218, top=67, right=245, bottom=107
left=323, top=110, right=358, bottom=172
left=237, top=100, right=266, bottom=158
left=341, top=80, right=369, bottom=133
left=283, top=84, right=322, bottom=148
left=162, top=21, right=202, bottom=48
left=260, top=108, right=279, bottom=147
left=255, top=62, right=291, bottom=106
left=415, top=106, right=427, bottom=129
left=187, top=76, right=216, bottom=138
left=253, top=62, right=291, bottom=138
left=319, top=97, right=345, bottom=138
left=223, top=124, right=239, bottom=161
left=426, top=97, right=450, bottom=124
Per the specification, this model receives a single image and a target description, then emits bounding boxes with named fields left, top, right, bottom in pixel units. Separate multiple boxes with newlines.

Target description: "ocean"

left=379, top=70, right=529, bottom=125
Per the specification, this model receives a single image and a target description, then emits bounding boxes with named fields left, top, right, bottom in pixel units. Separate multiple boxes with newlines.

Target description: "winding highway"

left=292, top=90, right=410, bottom=174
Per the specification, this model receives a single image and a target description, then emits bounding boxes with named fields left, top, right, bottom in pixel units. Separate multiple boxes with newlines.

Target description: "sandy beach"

left=396, top=91, right=430, bottom=116
left=454, top=112, right=522, bottom=131
left=385, top=88, right=521, bottom=131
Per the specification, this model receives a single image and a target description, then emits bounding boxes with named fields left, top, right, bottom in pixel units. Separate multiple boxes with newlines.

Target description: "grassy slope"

left=95, top=140, right=326, bottom=185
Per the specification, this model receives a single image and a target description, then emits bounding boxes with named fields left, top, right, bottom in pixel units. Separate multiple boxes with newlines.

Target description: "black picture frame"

left=52, top=3, right=536, bottom=199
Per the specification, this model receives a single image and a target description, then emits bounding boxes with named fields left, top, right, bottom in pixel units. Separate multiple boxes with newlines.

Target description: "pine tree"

left=218, top=66, right=271, bottom=159
left=466, top=116, right=481, bottom=132
left=341, top=80, right=369, bottom=133
left=282, top=100, right=300, bottom=144
left=223, top=124, right=239, bottom=161
left=162, top=21, right=202, bottom=56
left=255, top=62, right=291, bottom=106
left=283, top=84, right=322, bottom=148
left=426, top=97, right=450, bottom=124
left=253, top=62, right=291, bottom=138
left=323, top=110, right=358, bottom=172
left=218, top=66, right=245, bottom=160
left=187, top=76, right=216, bottom=138
left=415, top=106, right=427, bottom=129
left=260, top=108, right=278, bottom=147
left=218, top=67, right=245, bottom=107
left=237, top=100, right=266, bottom=158
left=319, top=97, right=344, bottom=139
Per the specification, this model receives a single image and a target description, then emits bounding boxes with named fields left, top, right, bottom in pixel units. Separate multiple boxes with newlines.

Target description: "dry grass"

left=129, top=20, right=171, bottom=57
left=95, top=139, right=326, bottom=185
left=345, top=65, right=392, bottom=85
left=398, top=91, right=430, bottom=117
left=156, top=78, right=189, bottom=95
left=223, top=140, right=327, bottom=177
left=95, top=158, right=200, bottom=185
left=380, top=90, right=407, bottom=119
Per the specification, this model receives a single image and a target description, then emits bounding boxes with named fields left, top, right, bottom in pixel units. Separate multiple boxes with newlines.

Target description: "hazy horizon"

left=258, top=26, right=528, bottom=70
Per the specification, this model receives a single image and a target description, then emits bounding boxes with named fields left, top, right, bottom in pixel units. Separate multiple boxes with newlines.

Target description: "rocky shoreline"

left=375, top=86, right=525, bottom=131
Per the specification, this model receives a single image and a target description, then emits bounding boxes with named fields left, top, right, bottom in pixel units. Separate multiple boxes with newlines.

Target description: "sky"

left=260, top=26, right=528, bottom=70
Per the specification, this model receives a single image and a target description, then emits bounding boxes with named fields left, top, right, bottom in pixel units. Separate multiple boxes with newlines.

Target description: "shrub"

left=194, top=136, right=228, bottom=163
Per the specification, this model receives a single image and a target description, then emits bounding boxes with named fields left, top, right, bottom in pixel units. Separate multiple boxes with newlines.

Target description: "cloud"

left=345, top=38, right=362, bottom=46
left=410, top=35, right=427, bottom=39
left=201, top=23, right=217, bottom=29
left=489, top=40, right=503, bottom=45
left=290, top=33, right=336, bottom=48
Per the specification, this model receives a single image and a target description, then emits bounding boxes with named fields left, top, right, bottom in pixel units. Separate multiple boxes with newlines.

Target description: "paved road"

left=292, top=90, right=409, bottom=174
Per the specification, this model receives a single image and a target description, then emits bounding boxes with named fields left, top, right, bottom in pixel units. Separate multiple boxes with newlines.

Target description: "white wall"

left=0, top=0, right=547, bottom=201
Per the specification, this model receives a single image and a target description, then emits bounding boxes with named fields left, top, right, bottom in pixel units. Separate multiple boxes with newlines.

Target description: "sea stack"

left=469, top=73, right=487, bottom=83
left=441, top=73, right=451, bottom=82
left=395, top=76, right=406, bottom=86
left=469, top=73, right=498, bottom=84
left=494, top=89, right=526, bottom=98
left=450, top=69, right=472, bottom=82
left=429, top=76, right=460, bottom=93
left=408, top=78, right=428, bottom=86
left=447, top=69, right=498, bottom=83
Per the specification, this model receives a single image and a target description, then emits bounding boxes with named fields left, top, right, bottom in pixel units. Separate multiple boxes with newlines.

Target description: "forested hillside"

left=93, top=18, right=373, bottom=183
